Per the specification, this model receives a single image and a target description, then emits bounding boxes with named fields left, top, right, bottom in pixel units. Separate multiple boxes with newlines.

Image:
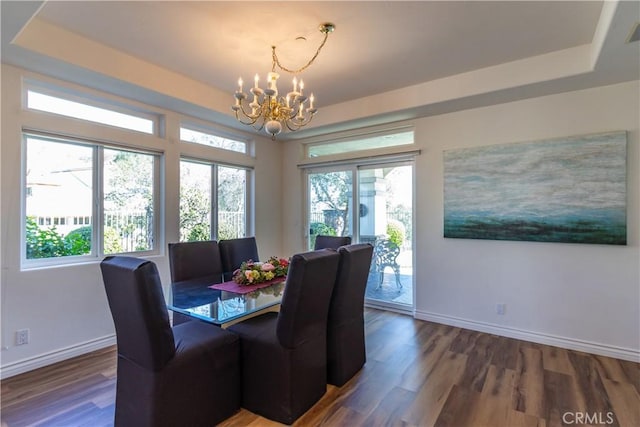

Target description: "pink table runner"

left=209, top=277, right=286, bottom=295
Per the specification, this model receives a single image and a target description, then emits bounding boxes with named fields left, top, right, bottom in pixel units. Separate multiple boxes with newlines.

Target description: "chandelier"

left=232, top=23, right=335, bottom=140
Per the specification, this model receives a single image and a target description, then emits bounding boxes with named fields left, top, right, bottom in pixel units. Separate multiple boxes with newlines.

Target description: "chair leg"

left=394, top=266, right=402, bottom=289
left=376, top=268, right=384, bottom=289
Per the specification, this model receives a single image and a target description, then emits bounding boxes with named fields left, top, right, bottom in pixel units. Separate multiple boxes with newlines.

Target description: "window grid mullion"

left=211, top=164, right=219, bottom=241
left=95, top=146, right=104, bottom=258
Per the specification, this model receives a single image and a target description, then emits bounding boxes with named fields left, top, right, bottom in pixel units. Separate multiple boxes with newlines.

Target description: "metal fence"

left=106, top=210, right=247, bottom=249
left=218, top=211, right=246, bottom=239
left=104, top=211, right=153, bottom=252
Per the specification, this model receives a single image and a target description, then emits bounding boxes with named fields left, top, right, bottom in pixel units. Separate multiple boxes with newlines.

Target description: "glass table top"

left=167, top=279, right=285, bottom=326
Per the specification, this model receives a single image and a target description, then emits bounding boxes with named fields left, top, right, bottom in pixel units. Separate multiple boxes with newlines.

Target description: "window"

left=26, top=89, right=156, bottom=134
left=103, top=148, right=156, bottom=253
left=307, top=130, right=414, bottom=158
left=180, top=161, right=212, bottom=241
left=24, top=134, right=159, bottom=264
left=180, top=159, right=249, bottom=241
left=180, top=125, right=247, bottom=154
left=217, top=165, right=247, bottom=239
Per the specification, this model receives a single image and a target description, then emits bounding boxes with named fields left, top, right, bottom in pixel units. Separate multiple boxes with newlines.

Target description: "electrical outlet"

left=16, top=329, right=30, bottom=345
left=496, top=303, right=506, bottom=315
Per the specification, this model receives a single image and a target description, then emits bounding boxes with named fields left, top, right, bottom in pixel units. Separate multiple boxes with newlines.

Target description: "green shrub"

left=64, top=226, right=92, bottom=255
left=104, top=227, right=123, bottom=254
left=310, top=222, right=336, bottom=236
left=386, top=219, right=406, bottom=248
left=309, top=222, right=337, bottom=249
left=26, top=217, right=66, bottom=259
left=183, top=223, right=210, bottom=241
left=217, top=222, right=236, bottom=240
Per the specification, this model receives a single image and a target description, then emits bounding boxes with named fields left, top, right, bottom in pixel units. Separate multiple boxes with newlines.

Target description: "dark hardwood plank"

left=2, top=309, right=639, bottom=427
left=512, top=346, right=546, bottom=419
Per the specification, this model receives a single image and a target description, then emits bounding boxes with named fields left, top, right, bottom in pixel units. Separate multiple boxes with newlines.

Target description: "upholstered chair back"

left=100, top=256, right=175, bottom=371
left=219, top=237, right=260, bottom=281
left=276, top=249, right=340, bottom=348
left=314, top=235, right=352, bottom=250
left=326, top=243, right=374, bottom=385
left=330, top=243, right=374, bottom=322
left=168, top=240, right=223, bottom=283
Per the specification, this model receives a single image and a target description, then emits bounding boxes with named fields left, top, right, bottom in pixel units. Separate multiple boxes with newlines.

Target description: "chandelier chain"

left=271, top=30, right=330, bottom=74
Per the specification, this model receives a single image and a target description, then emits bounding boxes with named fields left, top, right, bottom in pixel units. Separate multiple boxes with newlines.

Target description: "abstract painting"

left=444, top=131, right=627, bottom=245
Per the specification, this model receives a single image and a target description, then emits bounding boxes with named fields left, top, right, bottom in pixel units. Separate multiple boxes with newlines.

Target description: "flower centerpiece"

left=232, top=256, right=289, bottom=285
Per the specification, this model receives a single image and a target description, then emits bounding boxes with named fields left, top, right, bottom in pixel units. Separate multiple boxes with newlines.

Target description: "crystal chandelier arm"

left=271, top=23, right=334, bottom=74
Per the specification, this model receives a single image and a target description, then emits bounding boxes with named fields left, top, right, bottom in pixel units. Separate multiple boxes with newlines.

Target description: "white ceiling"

left=2, top=1, right=639, bottom=140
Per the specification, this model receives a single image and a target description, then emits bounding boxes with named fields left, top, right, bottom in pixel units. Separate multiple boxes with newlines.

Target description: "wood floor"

left=1, top=309, right=639, bottom=427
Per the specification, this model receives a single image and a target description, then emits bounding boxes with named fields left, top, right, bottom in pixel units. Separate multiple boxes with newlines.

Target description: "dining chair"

left=227, top=249, right=340, bottom=425
left=168, top=240, right=224, bottom=284
left=314, top=234, right=352, bottom=250
left=168, top=240, right=224, bottom=324
left=327, top=243, right=374, bottom=386
left=100, top=256, right=240, bottom=427
left=219, top=236, right=259, bottom=281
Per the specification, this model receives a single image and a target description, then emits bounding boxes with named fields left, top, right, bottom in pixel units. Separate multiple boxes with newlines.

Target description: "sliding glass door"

left=307, top=162, right=414, bottom=311
left=358, top=163, right=413, bottom=309
left=308, top=169, right=353, bottom=250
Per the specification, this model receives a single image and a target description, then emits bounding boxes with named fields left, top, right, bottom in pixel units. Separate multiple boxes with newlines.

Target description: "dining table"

left=167, top=277, right=286, bottom=328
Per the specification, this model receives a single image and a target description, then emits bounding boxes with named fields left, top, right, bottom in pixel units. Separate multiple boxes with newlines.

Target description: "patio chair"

left=374, top=238, right=402, bottom=289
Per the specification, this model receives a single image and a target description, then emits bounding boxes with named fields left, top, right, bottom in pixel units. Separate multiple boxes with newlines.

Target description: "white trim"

left=0, top=334, right=116, bottom=380
left=299, top=121, right=415, bottom=146
left=366, top=300, right=413, bottom=316
left=298, top=148, right=420, bottom=169
left=414, top=310, right=640, bottom=363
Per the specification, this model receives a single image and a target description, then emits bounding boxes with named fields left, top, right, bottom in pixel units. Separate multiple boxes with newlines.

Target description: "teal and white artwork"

left=444, top=131, right=627, bottom=245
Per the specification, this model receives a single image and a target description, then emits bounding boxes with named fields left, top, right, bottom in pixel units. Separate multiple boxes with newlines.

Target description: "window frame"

left=179, top=157, right=252, bottom=242
left=21, top=132, right=162, bottom=269
left=305, top=128, right=415, bottom=159
left=179, top=122, right=250, bottom=155
left=24, top=82, right=161, bottom=136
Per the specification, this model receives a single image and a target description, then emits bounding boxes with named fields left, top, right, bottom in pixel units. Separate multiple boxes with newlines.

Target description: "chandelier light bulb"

left=238, top=77, right=243, bottom=93
left=265, top=72, right=279, bottom=96
left=254, top=74, right=259, bottom=89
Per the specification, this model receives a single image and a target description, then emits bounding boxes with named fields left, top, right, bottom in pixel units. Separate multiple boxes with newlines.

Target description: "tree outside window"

left=179, top=160, right=249, bottom=242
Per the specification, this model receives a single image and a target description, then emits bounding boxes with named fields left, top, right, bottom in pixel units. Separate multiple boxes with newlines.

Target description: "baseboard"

left=0, top=334, right=116, bottom=380
left=414, top=310, right=640, bottom=363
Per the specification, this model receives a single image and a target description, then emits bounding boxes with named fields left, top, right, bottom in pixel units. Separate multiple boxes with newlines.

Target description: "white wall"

left=2, top=61, right=637, bottom=378
left=0, top=64, right=284, bottom=377
left=283, top=80, right=639, bottom=361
